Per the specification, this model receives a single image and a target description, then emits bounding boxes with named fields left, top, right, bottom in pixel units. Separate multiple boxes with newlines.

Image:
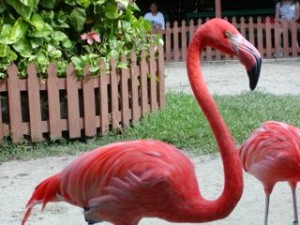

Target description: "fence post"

left=99, top=59, right=109, bottom=135
left=265, top=17, right=272, bottom=58
left=165, top=22, right=172, bottom=61
left=27, top=63, right=43, bottom=141
left=66, top=64, right=81, bottom=138
left=173, top=21, right=179, bottom=61
left=47, top=63, right=62, bottom=140
left=248, top=17, right=255, bottom=45
left=282, top=21, right=289, bottom=57
left=188, top=19, right=196, bottom=44
left=120, top=55, right=130, bottom=127
left=7, top=64, right=23, bottom=143
left=83, top=65, right=97, bottom=137
left=256, top=17, right=264, bottom=57
left=181, top=20, right=187, bottom=61
left=274, top=20, right=282, bottom=58
left=140, top=50, right=149, bottom=116
left=149, top=46, right=158, bottom=111
left=291, top=21, right=298, bottom=57
left=157, top=45, right=165, bottom=107
left=110, top=58, right=119, bottom=130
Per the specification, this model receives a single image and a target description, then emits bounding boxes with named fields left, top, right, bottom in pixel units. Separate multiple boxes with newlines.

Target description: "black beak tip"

left=247, top=57, right=262, bottom=91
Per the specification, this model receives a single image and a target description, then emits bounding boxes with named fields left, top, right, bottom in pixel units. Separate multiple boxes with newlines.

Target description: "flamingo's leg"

left=264, top=193, right=270, bottom=225
left=289, top=181, right=299, bottom=224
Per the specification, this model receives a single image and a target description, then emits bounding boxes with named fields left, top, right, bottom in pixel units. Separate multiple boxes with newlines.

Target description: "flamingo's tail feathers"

left=21, top=173, right=61, bottom=225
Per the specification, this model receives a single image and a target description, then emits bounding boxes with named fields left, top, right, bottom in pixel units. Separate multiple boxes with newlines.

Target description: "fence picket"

left=149, top=46, right=158, bottom=111
left=165, top=22, right=172, bottom=61
left=291, top=22, right=298, bottom=57
left=121, top=55, right=130, bottom=126
left=274, top=21, right=282, bottom=57
left=110, top=58, right=119, bottom=129
left=47, top=63, right=62, bottom=140
left=66, top=64, right=81, bottom=138
left=83, top=66, right=97, bottom=137
left=248, top=17, right=255, bottom=45
left=188, top=20, right=196, bottom=44
left=282, top=21, right=289, bottom=57
left=181, top=20, right=187, bottom=60
left=173, top=21, right=180, bottom=61
left=157, top=45, right=165, bottom=107
left=130, top=52, right=140, bottom=123
left=99, top=60, right=109, bottom=135
left=140, top=51, right=149, bottom=116
left=27, top=63, right=43, bottom=141
left=7, top=64, right=23, bottom=143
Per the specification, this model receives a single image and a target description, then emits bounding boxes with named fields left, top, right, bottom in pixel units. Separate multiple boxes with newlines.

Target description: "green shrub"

left=0, top=0, right=159, bottom=78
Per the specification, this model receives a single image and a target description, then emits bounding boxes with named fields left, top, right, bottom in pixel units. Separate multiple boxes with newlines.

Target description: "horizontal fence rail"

left=0, top=46, right=165, bottom=143
left=161, top=17, right=300, bottom=62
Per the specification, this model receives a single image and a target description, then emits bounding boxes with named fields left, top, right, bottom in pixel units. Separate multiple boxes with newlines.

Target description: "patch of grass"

left=1, top=91, right=300, bottom=162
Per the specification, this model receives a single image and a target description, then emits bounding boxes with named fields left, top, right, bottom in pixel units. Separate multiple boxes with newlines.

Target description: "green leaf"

left=8, top=18, right=29, bottom=44
left=76, top=0, right=91, bottom=8
left=28, top=23, right=53, bottom=37
left=128, top=2, right=140, bottom=11
left=19, top=0, right=39, bottom=7
left=117, top=61, right=128, bottom=69
left=57, top=11, right=68, bottom=24
left=89, top=65, right=100, bottom=73
left=0, top=1, right=6, bottom=14
left=47, top=45, right=62, bottom=58
left=64, top=0, right=76, bottom=6
left=30, top=37, right=43, bottom=48
left=105, top=4, right=119, bottom=19
left=12, top=38, right=32, bottom=57
left=116, top=0, right=129, bottom=8
left=29, top=13, right=45, bottom=30
left=6, top=0, right=33, bottom=19
left=62, top=39, right=73, bottom=49
left=0, top=44, right=17, bottom=60
left=52, top=31, right=68, bottom=42
left=94, top=0, right=106, bottom=6
left=69, top=7, right=86, bottom=32
left=39, top=0, right=61, bottom=9
left=0, top=24, right=12, bottom=44
left=0, top=44, right=9, bottom=57
left=71, top=56, right=84, bottom=70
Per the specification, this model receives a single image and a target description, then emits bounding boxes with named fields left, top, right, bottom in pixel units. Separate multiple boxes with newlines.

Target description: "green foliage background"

left=0, top=0, right=157, bottom=78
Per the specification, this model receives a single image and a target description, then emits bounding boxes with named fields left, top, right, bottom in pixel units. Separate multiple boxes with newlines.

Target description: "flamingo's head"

left=200, top=18, right=262, bottom=90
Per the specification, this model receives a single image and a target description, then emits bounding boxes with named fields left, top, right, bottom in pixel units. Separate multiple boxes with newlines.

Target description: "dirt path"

left=1, top=59, right=299, bottom=225
left=165, top=59, right=300, bottom=95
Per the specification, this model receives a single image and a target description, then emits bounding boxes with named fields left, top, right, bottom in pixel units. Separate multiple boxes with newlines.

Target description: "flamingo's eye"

left=224, top=31, right=232, bottom=38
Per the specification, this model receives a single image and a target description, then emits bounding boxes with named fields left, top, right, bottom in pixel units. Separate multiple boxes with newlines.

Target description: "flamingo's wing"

left=59, top=139, right=196, bottom=206
left=58, top=140, right=197, bottom=223
left=240, top=121, right=300, bottom=183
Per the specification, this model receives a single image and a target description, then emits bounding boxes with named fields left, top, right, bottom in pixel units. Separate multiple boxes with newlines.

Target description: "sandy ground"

left=1, top=59, right=300, bottom=225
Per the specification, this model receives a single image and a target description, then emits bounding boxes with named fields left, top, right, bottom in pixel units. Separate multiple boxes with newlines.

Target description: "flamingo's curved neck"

left=183, top=28, right=243, bottom=221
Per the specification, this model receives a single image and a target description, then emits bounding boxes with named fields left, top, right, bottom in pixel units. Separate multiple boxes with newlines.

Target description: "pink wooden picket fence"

left=0, top=46, right=165, bottom=143
left=162, top=17, right=300, bottom=61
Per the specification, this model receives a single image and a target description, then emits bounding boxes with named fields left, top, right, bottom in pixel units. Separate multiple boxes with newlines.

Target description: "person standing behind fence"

left=144, top=2, right=165, bottom=30
left=275, top=0, right=299, bottom=23
left=274, top=0, right=299, bottom=56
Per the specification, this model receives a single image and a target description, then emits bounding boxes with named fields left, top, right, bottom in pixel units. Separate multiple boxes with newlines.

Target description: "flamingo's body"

left=240, top=121, right=300, bottom=224
left=21, top=18, right=261, bottom=225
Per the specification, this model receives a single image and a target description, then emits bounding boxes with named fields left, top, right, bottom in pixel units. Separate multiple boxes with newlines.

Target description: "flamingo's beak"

left=233, top=35, right=262, bottom=90
left=239, top=40, right=262, bottom=91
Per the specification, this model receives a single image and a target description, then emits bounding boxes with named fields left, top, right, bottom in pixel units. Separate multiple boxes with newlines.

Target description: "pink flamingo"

left=21, top=18, right=261, bottom=225
left=240, top=121, right=300, bottom=224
